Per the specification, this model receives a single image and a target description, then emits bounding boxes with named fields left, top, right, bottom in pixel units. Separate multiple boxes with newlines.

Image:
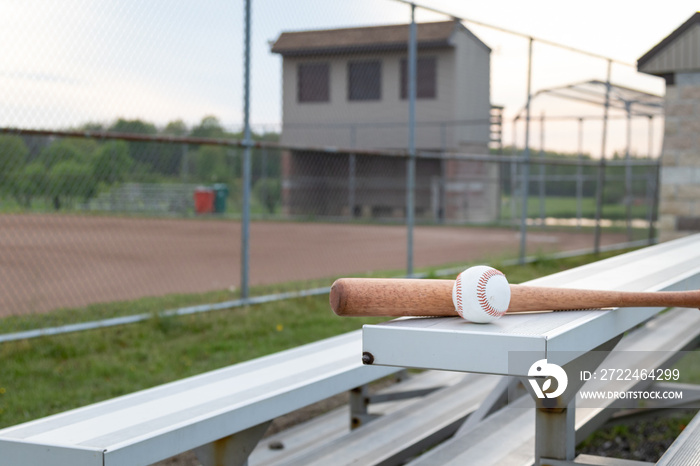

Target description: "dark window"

left=400, top=56, right=437, bottom=99
left=298, top=62, right=329, bottom=103
left=348, top=61, right=381, bottom=101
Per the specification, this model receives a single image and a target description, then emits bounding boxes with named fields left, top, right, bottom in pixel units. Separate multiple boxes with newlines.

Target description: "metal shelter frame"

left=511, top=80, right=664, bottom=244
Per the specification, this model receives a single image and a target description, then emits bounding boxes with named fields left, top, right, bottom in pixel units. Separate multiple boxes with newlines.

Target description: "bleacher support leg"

left=527, top=336, right=622, bottom=465
left=536, top=399, right=576, bottom=463
left=350, top=384, right=377, bottom=429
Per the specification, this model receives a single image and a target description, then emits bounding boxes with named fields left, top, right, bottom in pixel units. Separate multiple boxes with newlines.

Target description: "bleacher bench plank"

left=408, top=307, right=700, bottom=466
left=363, top=234, right=700, bottom=376
left=571, top=455, right=653, bottom=465
left=656, top=406, right=700, bottom=465
left=280, top=372, right=503, bottom=466
left=249, top=369, right=468, bottom=465
left=0, top=330, right=399, bottom=466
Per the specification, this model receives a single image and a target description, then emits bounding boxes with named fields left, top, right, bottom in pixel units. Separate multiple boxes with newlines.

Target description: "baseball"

left=452, top=266, right=511, bottom=323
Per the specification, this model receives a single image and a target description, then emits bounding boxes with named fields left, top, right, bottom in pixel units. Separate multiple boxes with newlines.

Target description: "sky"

left=1, top=0, right=698, bottom=157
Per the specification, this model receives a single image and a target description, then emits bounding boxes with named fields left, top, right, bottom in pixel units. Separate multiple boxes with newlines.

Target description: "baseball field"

left=0, top=213, right=628, bottom=317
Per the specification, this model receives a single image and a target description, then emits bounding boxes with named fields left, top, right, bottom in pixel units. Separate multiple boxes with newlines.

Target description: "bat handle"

left=507, top=285, right=700, bottom=313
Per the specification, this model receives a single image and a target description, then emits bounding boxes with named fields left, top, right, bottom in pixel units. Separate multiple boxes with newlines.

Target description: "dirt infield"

left=0, top=214, right=628, bottom=316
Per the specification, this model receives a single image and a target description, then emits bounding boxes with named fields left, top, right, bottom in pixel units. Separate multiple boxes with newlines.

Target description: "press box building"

left=271, top=20, right=497, bottom=222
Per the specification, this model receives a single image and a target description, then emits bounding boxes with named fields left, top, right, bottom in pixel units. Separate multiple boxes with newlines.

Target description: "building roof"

left=270, top=20, right=490, bottom=56
left=638, top=12, right=700, bottom=73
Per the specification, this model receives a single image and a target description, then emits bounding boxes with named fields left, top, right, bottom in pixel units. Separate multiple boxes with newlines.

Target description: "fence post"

left=647, top=115, right=658, bottom=245
left=538, top=111, right=546, bottom=227
left=110, top=141, right=117, bottom=212
left=647, top=115, right=654, bottom=159
left=648, top=163, right=660, bottom=244
left=348, top=154, right=356, bottom=219
left=576, top=118, right=584, bottom=229
left=518, top=37, right=534, bottom=265
left=624, top=101, right=633, bottom=241
left=241, top=0, right=252, bottom=300
left=406, top=3, right=417, bottom=276
left=594, top=59, right=612, bottom=254
left=349, top=125, right=356, bottom=219
left=510, top=117, right=518, bottom=226
left=180, top=144, right=188, bottom=182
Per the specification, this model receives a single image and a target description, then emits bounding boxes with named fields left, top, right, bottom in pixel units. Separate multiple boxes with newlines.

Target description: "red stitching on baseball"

left=477, top=269, right=506, bottom=317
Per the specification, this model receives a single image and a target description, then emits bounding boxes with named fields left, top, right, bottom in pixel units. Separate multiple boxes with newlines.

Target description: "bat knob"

left=452, top=266, right=511, bottom=323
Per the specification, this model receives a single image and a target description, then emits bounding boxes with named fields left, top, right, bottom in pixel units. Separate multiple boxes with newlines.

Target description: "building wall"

left=279, top=27, right=491, bottom=151
left=448, top=29, right=497, bottom=222
left=453, top=27, right=491, bottom=150
left=658, top=72, right=700, bottom=240
left=280, top=48, right=458, bottom=150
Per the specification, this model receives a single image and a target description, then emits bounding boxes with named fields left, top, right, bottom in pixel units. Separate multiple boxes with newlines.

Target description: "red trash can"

left=194, top=187, right=215, bottom=214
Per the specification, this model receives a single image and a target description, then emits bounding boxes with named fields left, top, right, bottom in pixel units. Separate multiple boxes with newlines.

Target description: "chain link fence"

left=0, top=1, right=663, bottom=318
left=0, top=126, right=657, bottom=317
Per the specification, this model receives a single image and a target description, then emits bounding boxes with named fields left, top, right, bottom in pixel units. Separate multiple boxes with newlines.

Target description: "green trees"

left=195, top=146, right=229, bottom=182
left=253, top=178, right=281, bottom=213
left=15, top=163, right=47, bottom=208
left=0, top=116, right=282, bottom=213
left=0, top=135, right=131, bottom=210
left=92, top=141, right=133, bottom=184
left=190, top=115, right=226, bottom=139
left=0, top=135, right=32, bottom=207
left=0, top=135, right=29, bottom=174
left=47, top=161, right=95, bottom=210
left=28, top=139, right=100, bottom=209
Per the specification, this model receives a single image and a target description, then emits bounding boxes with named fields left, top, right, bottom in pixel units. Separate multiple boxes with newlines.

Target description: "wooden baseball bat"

left=330, top=278, right=700, bottom=317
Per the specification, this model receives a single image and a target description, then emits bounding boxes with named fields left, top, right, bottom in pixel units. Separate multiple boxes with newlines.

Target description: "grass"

left=500, top=195, right=651, bottom=221
left=577, top=412, right=697, bottom=462
left=1, top=247, right=698, bottom=439
left=0, top=293, right=386, bottom=428
left=0, top=278, right=336, bottom=335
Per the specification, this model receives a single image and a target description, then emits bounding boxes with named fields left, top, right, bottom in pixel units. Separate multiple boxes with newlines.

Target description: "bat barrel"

left=330, top=278, right=457, bottom=317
